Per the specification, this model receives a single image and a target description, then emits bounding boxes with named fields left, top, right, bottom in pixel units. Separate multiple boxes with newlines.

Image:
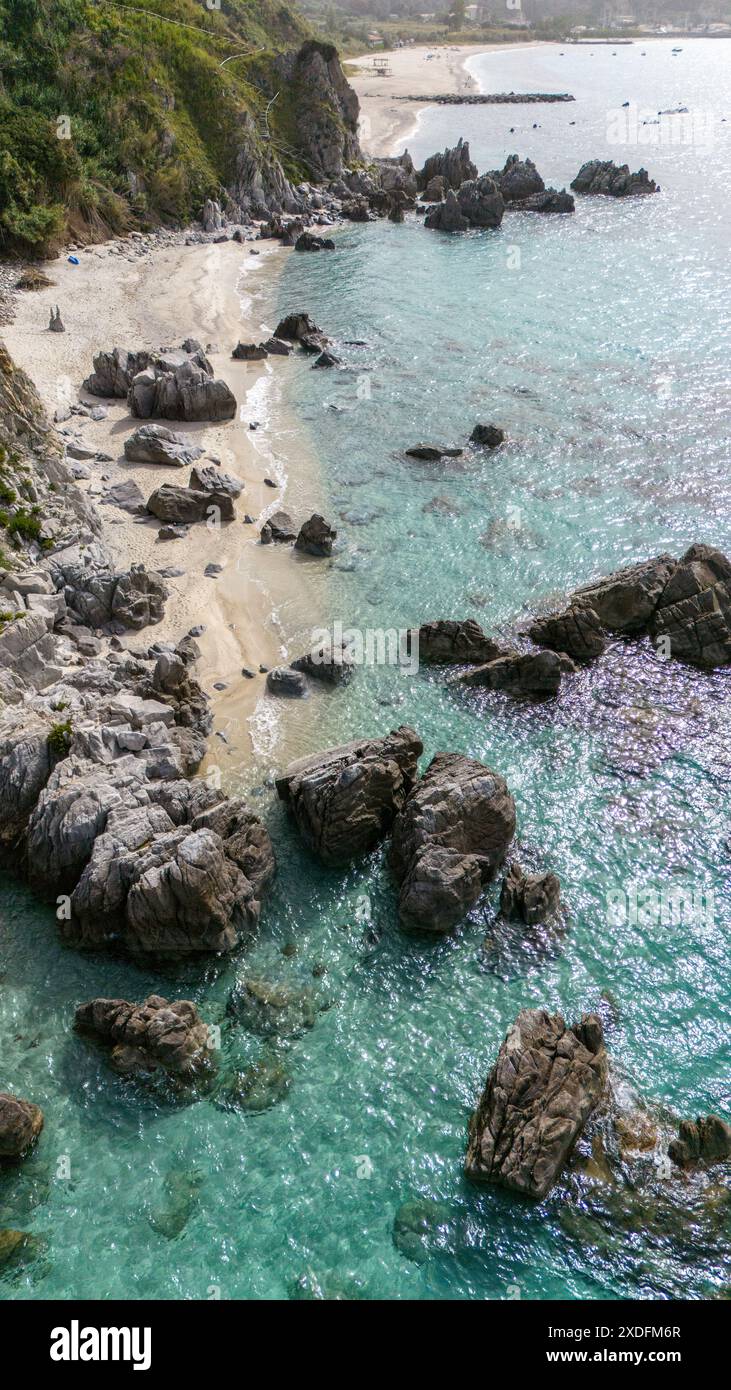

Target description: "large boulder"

left=75, top=995, right=215, bottom=1081
left=129, top=360, right=236, bottom=422
left=650, top=544, right=731, bottom=668
left=290, top=640, right=354, bottom=686
left=513, top=189, right=575, bottom=214
left=61, top=562, right=167, bottom=631
left=668, top=1114, right=731, bottom=1169
left=294, top=514, right=336, bottom=557
left=572, top=554, right=676, bottom=635
left=571, top=160, right=658, bottom=197
left=0, top=1093, right=44, bottom=1159
left=391, top=752, right=515, bottom=932
left=490, top=154, right=544, bottom=202
left=415, top=619, right=502, bottom=666
left=529, top=603, right=606, bottom=663
left=274, top=312, right=325, bottom=344
left=465, top=1009, right=607, bottom=1199
left=276, top=726, right=423, bottom=867
left=458, top=649, right=567, bottom=698
left=188, top=465, right=243, bottom=499
left=417, top=139, right=477, bottom=192
left=124, top=424, right=204, bottom=467
left=499, top=861, right=562, bottom=926
left=425, top=177, right=504, bottom=233
left=146, top=483, right=235, bottom=525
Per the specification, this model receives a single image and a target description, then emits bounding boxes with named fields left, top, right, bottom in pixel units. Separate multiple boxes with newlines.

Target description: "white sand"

left=3, top=234, right=330, bottom=769
left=349, top=43, right=517, bottom=157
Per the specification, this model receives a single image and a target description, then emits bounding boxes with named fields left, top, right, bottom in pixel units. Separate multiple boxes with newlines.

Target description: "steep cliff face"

left=272, top=41, right=362, bottom=181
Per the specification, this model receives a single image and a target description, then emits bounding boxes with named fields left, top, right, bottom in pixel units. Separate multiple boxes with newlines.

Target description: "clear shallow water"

left=2, top=39, right=731, bottom=1301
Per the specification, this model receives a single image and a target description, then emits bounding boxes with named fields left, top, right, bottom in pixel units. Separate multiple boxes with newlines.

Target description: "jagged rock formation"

left=465, top=1010, right=607, bottom=1199
left=83, top=348, right=151, bottom=398
left=489, top=154, right=574, bottom=214
left=417, top=139, right=477, bottom=192
left=457, top=648, right=568, bottom=698
left=668, top=1114, right=731, bottom=1169
left=84, top=342, right=236, bottom=422
left=391, top=752, right=515, bottom=931
left=0, top=1093, right=44, bottom=1159
left=529, top=603, right=607, bottom=663
left=499, top=862, right=562, bottom=926
left=290, top=640, right=354, bottom=686
left=276, top=726, right=423, bottom=867
left=424, top=177, right=504, bottom=233
left=75, top=996, right=216, bottom=1082
left=571, top=160, right=659, bottom=197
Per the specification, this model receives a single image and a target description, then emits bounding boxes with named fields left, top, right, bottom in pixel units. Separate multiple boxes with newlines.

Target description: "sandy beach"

left=3, top=234, right=331, bottom=778
left=349, top=42, right=523, bottom=157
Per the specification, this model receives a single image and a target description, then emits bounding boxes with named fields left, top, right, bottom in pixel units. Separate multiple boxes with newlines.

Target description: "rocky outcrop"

left=465, top=1009, right=607, bottom=1199
left=129, top=359, right=236, bottom=423
left=458, top=648, right=568, bottom=698
left=276, top=726, right=422, bottom=867
left=424, top=177, right=504, bottom=233
left=668, top=1114, right=731, bottom=1169
left=570, top=544, right=731, bottom=667
left=470, top=423, right=505, bottom=448
left=295, top=231, right=335, bottom=251
left=75, top=995, right=216, bottom=1082
left=266, top=667, right=308, bottom=698
left=273, top=41, right=361, bottom=181
left=529, top=603, right=606, bottom=663
left=274, top=312, right=328, bottom=350
left=417, top=139, right=477, bottom=192
left=260, top=509, right=296, bottom=544
left=123, top=424, right=204, bottom=467
left=499, top=862, right=562, bottom=926
left=490, top=154, right=544, bottom=202
left=291, top=640, right=354, bottom=686
left=56, top=559, right=168, bottom=632
left=294, top=514, right=336, bottom=556
left=405, top=443, right=463, bottom=461
left=0, top=1093, right=44, bottom=1159
left=391, top=752, right=515, bottom=931
left=415, top=619, right=502, bottom=666
left=571, top=160, right=659, bottom=197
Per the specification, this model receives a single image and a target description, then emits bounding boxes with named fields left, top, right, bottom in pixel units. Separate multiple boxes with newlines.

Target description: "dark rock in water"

left=274, top=312, right=325, bottom=344
left=294, top=232, right=335, bottom=251
left=405, top=443, right=463, bottom=461
left=266, top=666, right=309, bottom=698
left=416, top=618, right=501, bottom=666
left=124, top=423, right=204, bottom=467
left=0, top=1094, right=44, bottom=1160
left=232, top=342, right=268, bottom=361
left=668, top=1114, right=731, bottom=1169
left=341, top=195, right=371, bottom=222
left=425, top=176, right=504, bottom=232
left=470, top=423, right=505, bottom=448
left=529, top=603, right=606, bottom=663
left=457, top=649, right=567, bottom=698
left=650, top=544, right=731, bottom=668
left=513, top=188, right=575, bottom=214
left=571, top=160, right=659, bottom=197
left=227, top=977, right=318, bottom=1038
left=391, top=752, right=515, bottom=932
left=490, top=153, right=545, bottom=202
left=291, top=640, right=354, bottom=686
left=393, top=1197, right=459, bottom=1265
left=276, top=725, right=423, bottom=867
left=146, top=483, right=235, bottom=525
left=417, top=138, right=477, bottom=192
left=260, top=509, right=296, bottom=544
left=572, top=554, right=676, bottom=635
left=74, top=995, right=216, bottom=1084
left=261, top=337, right=292, bottom=355
left=148, top=1169, right=204, bottom=1239
left=499, top=861, right=562, bottom=926
left=313, top=350, right=340, bottom=368
left=216, top=1056, right=291, bottom=1113
left=465, top=1009, right=607, bottom=1199
left=294, top=513, right=336, bottom=556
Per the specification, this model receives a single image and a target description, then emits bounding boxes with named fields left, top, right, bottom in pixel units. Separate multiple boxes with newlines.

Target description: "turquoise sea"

left=2, top=39, right=730, bottom=1301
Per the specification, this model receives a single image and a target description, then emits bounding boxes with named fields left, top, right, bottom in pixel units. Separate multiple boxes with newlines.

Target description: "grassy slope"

left=0, top=0, right=312, bottom=255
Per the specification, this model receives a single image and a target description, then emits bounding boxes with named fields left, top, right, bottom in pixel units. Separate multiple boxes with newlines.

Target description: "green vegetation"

left=0, top=0, right=312, bottom=256
left=48, top=718, right=73, bottom=755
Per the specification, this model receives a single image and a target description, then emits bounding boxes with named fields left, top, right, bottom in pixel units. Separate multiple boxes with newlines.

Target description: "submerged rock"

left=291, top=1269, right=369, bottom=1300
left=227, top=977, right=318, bottom=1038
left=148, top=1169, right=204, bottom=1239
left=276, top=725, right=422, bottom=867
left=215, top=1055, right=292, bottom=1113
left=405, top=443, right=463, bottom=461
left=75, top=995, right=216, bottom=1084
left=0, top=1228, right=48, bottom=1279
left=0, top=1094, right=44, bottom=1161
left=465, top=1009, right=607, bottom=1199
left=393, top=1197, right=459, bottom=1265
left=392, top=752, right=515, bottom=932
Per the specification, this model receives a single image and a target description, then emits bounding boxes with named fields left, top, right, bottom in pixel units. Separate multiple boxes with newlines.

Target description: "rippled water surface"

left=2, top=39, right=730, bottom=1301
